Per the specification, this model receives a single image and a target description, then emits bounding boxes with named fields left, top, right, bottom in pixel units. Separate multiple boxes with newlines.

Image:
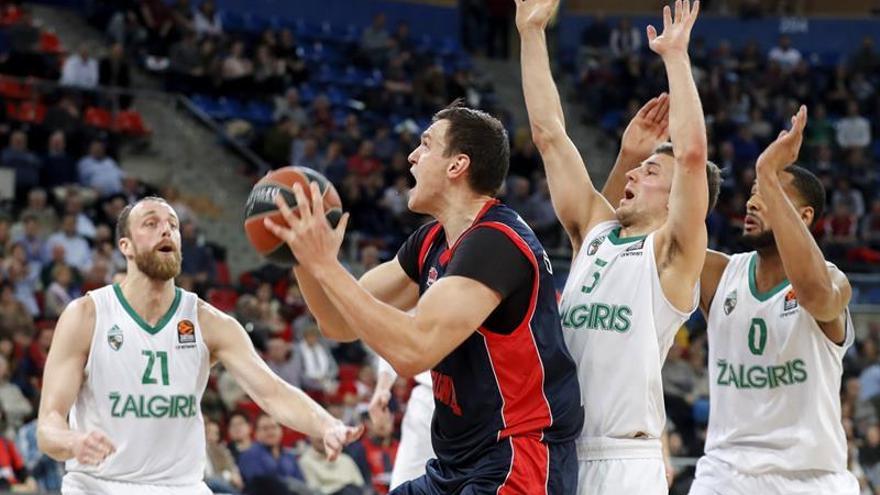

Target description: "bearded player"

left=37, top=197, right=361, bottom=495
left=516, top=0, right=718, bottom=493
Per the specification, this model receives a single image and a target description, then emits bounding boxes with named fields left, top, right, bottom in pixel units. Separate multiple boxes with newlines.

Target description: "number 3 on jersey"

left=142, top=350, right=170, bottom=386
left=581, top=258, right=608, bottom=295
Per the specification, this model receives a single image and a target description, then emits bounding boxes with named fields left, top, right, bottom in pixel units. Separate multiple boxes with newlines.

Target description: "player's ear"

left=118, top=237, right=132, bottom=258
left=800, top=205, right=814, bottom=227
left=447, top=153, right=470, bottom=180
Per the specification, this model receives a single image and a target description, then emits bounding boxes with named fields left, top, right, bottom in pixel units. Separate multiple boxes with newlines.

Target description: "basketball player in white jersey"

left=37, top=197, right=362, bottom=495
left=516, top=0, right=718, bottom=492
left=688, top=108, right=860, bottom=493
left=368, top=356, right=435, bottom=489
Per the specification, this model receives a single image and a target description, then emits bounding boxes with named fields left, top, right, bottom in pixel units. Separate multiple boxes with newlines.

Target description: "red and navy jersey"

left=396, top=200, right=583, bottom=469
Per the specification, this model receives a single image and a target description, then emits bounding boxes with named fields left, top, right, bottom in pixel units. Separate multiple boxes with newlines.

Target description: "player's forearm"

left=663, top=54, right=708, bottom=170
left=36, top=412, right=78, bottom=461
left=265, top=381, right=338, bottom=438
left=519, top=27, right=566, bottom=148
left=293, top=266, right=358, bottom=342
left=757, top=173, right=838, bottom=314
left=312, top=262, right=425, bottom=376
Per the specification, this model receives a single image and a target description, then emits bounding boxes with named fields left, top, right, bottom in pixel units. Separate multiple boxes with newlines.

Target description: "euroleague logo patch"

left=177, top=320, right=196, bottom=344
left=783, top=289, right=798, bottom=312
left=427, top=267, right=439, bottom=287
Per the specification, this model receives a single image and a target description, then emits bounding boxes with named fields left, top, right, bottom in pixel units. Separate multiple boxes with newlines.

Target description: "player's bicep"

left=360, top=259, right=419, bottom=311
left=413, top=276, right=502, bottom=369
left=665, top=161, right=710, bottom=257
left=39, top=297, right=93, bottom=418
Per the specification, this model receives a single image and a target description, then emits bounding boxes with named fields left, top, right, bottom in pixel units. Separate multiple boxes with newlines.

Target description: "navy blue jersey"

left=397, top=200, right=583, bottom=469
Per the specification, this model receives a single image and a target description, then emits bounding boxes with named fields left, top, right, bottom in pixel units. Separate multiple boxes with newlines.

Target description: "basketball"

left=243, top=166, right=343, bottom=266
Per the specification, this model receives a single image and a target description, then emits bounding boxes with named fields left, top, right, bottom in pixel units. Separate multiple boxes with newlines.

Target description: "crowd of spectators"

left=575, top=20, right=880, bottom=271
left=0, top=1, right=876, bottom=494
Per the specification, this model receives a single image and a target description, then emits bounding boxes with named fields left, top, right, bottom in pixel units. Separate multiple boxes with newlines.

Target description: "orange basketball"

left=243, top=166, right=343, bottom=266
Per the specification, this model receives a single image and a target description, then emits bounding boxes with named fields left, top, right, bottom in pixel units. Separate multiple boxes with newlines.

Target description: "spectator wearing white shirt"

left=768, top=35, right=802, bottom=72
left=193, top=0, right=223, bottom=38
left=63, top=193, right=96, bottom=240
left=77, top=140, right=124, bottom=196
left=44, top=214, right=92, bottom=274
left=609, top=18, right=641, bottom=59
left=297, top=325, right=338, bottom=395
left=836, top=100, right=872, bottom=151
left=60, top=43, right=99, bottom=89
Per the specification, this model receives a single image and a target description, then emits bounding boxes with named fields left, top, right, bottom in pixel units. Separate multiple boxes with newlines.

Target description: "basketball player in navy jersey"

left=265, top=102, right=584, bottom=494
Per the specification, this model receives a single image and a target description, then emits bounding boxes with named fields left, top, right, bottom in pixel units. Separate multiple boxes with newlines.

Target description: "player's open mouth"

left=156, top=244, right=175, bottom=253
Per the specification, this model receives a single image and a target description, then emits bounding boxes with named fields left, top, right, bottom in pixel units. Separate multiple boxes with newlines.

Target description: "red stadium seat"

left=15, top=101, right=46, bottom=123
left=0, top=78, right=32, bottom=100
left=39, top=31, right=63, bottom=54
left=84, top=106, right=112, bottom=129
left=5, top=101, right=16, bottom=120
left=114, top=109, right=151, bottom=136
left=207, top=288, right=239, bottom=313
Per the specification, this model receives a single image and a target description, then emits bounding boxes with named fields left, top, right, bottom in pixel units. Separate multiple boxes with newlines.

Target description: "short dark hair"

left=432, top=100, right=509, bottom=196
left=785, top=165, right=825, bottom=224
left=115, top=196, right=170, bottom=242
left=653, top=143, right=721, bottom=214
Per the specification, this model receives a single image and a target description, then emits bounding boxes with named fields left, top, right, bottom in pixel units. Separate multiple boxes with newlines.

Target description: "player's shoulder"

left=196, top=298, right=238, bottom=327
left=61, top=295, right=97, bottom=323
left=52, top=295, right=97, bottom=349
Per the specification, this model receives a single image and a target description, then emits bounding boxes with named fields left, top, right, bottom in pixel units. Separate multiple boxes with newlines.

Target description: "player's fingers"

left=662, top=5, right=672, bottom=30
left=263, top=217, right=293, bottom=241
left=273, top=193, right=296, bottom=225
left=640, top=97, right=659, bottom=120
left=333, top=212, right=350, bottom=238
left=690, top=0, right=700, bottom=24
left=348, top=424, right=365, bottom=442
left=646, top=25, right=658, bottom=42
left=292, top=182, right=312, bottom=220
left=795, top=105, right=808, bottom=132
left=310, top=182, right=325, bottom=218
left=656, top=94, right=670, bottom=123
left=674, top=0, right=683, bottom=24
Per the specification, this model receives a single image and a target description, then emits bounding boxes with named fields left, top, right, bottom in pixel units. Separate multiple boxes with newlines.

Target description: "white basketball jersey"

left=704, top=252, right=854, bottom=474
left=560, top=221, right=696, bottom=457
left=66, top=284, right=210, bottom=485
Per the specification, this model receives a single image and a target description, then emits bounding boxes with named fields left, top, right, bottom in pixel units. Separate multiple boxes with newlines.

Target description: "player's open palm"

left=621, top=93, right=670, bottom=159
left=514, top=0, right=559, bottom=32
left=322, top=421, right=364, bottom=462
left=756, top=105, right=807, bottom=176
left=647, top=0, right=700, bottom=58
left=72, top=430, right=116, bottom=465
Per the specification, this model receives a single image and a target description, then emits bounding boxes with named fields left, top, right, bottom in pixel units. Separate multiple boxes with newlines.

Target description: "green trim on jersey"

left=113, top=283, right=182, bottom=335
left=607, top=227, right=647, bottom=245
left=748, top=253, right=789, bottom=302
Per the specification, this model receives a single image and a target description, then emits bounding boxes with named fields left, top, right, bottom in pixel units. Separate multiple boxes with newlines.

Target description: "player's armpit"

left=393, top=276, right=502, bottom=377
left=37, top=296, right=95, bottom=461
left=700, top=250, right=730, bottom=316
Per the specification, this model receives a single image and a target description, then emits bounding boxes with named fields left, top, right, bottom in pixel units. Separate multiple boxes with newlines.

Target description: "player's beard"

left=134, top=245, right=182, bottom=281
left=740, top=230, right=776, bottom=250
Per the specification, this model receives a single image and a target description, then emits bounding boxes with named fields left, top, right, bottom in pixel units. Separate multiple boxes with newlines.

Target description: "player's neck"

left=754, top=247, right=788, bottom=292
left=435, top=194, right=495, bottom=247
left=619, top=216, right=663, bottom=239
left=118, top=273, right=177, bottom=326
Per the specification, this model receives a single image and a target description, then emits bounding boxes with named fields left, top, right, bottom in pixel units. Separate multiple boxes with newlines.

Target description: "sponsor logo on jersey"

left=620, top=238, right=645, bottom=257
left=109, top=392, right=198, bottom=418
left=107, top=324, right=123, bottom=351
left=560, top=303, right=632, bottom=332
left=587, top=236, right=605, bottom=256
left=177, top=320, right=195, bottom=344
left=431, top=370, right=462, bottom=416
left=715, top=358, right=808, bottom=389
left=723, top=290, right=737, bottom=315
left=783, top=289, right=798, bottom=312
left=427, top=267, right=439, bottom=287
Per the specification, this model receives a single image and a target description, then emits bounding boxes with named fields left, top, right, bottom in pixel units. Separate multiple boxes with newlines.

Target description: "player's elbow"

left=798, top=289, right=842, bottom=323
left=314, top=320, right=359, bottom=343
left=530, top=122, right=565, bottom=153
left=389, top=352, right=429, bottom=379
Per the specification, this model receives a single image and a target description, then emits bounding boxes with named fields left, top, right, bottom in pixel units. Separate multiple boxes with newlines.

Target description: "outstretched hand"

left=647, top=0, right=700, bottom=59
left=263, top=182, right=350, bottom=273
left=756, top=105, right=808, bottom=177
left=620, top=93, right=670, bottom=159
left=514, top=0, right=560, bottom=32
left=322, top=421, right=364, bottom=461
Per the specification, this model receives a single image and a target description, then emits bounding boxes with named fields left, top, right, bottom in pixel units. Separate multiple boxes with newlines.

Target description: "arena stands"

left=0, top=1, right=876, bottom=494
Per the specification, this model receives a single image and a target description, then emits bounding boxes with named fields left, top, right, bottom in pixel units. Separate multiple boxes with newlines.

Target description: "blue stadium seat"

left=245, top=101, right=274, bottom=126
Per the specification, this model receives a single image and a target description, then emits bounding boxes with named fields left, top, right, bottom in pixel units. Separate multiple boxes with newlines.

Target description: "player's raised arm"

left=754, top=106, right=849, bottom=341
left=201, top=301, right=362, bottom=460
left=601, top=94, right=670, bottom=206
left=38, top=297, right=116, bottom=464
left=651, top=0, right=711, bottom=302
left=515, top=0, right=615, bottom=250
